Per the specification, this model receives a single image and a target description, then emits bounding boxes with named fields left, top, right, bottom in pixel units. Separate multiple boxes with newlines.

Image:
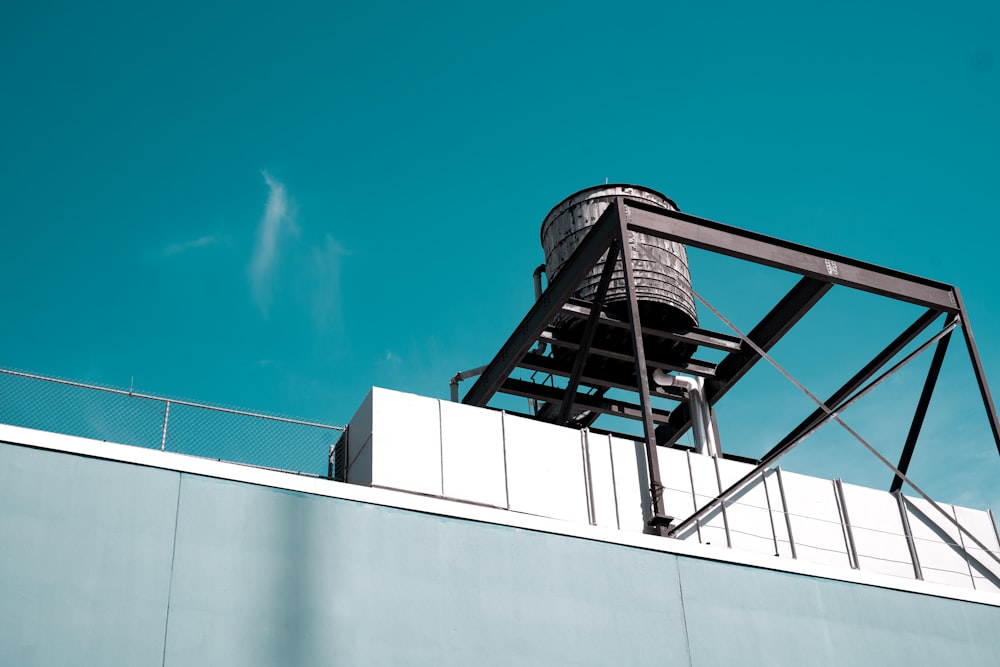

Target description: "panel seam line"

left=161, top=473, right=183, bottom=667
left=676, top=560, right=695, bottom=667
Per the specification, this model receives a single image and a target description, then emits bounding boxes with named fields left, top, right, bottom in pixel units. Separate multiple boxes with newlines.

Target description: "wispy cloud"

left=164, top=235, right=219, bottom=256
left=310, top=234, right=349, bottom=333
left=250, top=171, right=296, bottom=311
left=247, top=171, right=350, bottom=338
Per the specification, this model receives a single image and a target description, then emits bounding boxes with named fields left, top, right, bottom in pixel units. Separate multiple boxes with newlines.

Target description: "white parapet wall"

left=346, top=387, right=1000, bottom=593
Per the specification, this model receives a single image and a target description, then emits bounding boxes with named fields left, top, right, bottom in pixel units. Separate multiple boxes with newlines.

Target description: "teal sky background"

left=3, top=2, right=999, bottom=514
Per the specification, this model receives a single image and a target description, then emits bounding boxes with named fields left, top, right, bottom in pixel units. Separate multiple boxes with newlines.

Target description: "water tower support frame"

left=461, top=195, right=1000, bottom=534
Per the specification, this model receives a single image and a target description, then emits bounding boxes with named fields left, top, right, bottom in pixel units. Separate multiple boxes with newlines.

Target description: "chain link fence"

left=0, top=368, right=345, bottom=477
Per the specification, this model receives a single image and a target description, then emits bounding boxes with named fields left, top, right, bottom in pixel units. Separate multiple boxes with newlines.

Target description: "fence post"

left=160, top=401, right=171, bottom=452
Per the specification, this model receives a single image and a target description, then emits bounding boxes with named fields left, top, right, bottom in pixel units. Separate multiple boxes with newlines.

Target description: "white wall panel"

left=717, top=458, right=778, bottom=557
left=345, top=390, right=374, bottom=486
left=503, top=413, right=588, bottom=523
left=656, top=447, right=694, bottom=528
left=952, top=505, right=1000, bottom=593
left=371, top=388, right=443, bottom=496
left=584, top=432, right=619, bottom=529
left=610, top=436, right=650, bottom=533
left=905, top=497, right=975, bottom=589
left=841, top=483, right=914, bottom=579
left=686, top=454, right=727, bottom=547
left=440, top=400, right=507, bottom=508
left=780, top=471, right=850, bottom=568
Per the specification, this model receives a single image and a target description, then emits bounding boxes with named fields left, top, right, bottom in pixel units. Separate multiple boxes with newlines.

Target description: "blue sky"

left=2, top=2, right=999, bottom=512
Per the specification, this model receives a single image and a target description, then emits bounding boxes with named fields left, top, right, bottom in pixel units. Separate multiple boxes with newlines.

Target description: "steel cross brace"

left=557, top=240, right=621, bottom=424
left=666, top=304, right=960, bottom=537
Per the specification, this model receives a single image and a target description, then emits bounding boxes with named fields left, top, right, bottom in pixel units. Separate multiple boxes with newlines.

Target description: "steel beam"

left=657, top=276, right=832, bottom=445
left=557, top=242, right=620, bottom=423
left=954, top=288, right=1000, bottom=455
left=461, top=205, right=618, bottom=407
left=617, top=198, right=670, bottom=530
left=500, top=378, right=672, bottom=423
left=517, top=352, right=687, bottom=400
left=537, top=332, right=717, bottom=378
left=890, top=322, right=953, bottom=493
left=623, top=197, right=958, bottom=312
left=558, top=300, right=743, bottom=353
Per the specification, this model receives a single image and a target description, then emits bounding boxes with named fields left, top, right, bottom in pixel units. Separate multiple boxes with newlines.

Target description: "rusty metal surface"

left=540, top=184, right=699, bottom=329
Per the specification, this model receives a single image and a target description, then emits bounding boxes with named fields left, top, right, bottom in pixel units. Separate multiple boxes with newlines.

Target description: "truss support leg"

left=557, top=242, right=620, bottom=424
left=890, top=321, right=953, bottom=493
left=615, top=198, right=670, bottom=534
left=954, top=288, right=1000, bottom=456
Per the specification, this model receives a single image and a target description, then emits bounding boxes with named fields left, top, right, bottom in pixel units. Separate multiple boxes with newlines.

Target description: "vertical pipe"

left=532, top=264, right=546, bottom=301
left=834, top=479, right=860, bottom=569
left=775, top=467, right=797, bottom=559
left=696, top=377, right=720, bottom=457
left=688, top=383, right=708, bottom=455
left=653, top=372, right=713, bottom=456
left=896, top=492, right=924, bottom=580
left=160, top=400, right=171, bottom=452
left=686, top=450, right=702, bottom=543
left=709, top=407, right=723, bottom=456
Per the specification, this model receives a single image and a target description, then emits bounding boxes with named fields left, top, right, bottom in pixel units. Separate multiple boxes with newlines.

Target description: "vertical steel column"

left=616, top=197, right=669, bottom=532
left=775, top=467, right=797, bottom=559
left=761, top=470, right=781, bottom=557
left=891, top=322, right=954, bottom=493
left=834, top=478, right=860, bottom=569
left=686, top=450, right=702, bottom=542
left=896, top=491, right=924, bottom=580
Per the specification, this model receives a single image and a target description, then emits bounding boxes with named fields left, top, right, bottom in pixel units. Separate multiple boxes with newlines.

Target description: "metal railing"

left=0, top=367, right=345, bottom=477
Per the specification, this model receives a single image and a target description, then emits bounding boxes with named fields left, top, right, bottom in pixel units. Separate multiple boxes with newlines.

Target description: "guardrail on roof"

left=0, top=367, right=345, bottom=477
